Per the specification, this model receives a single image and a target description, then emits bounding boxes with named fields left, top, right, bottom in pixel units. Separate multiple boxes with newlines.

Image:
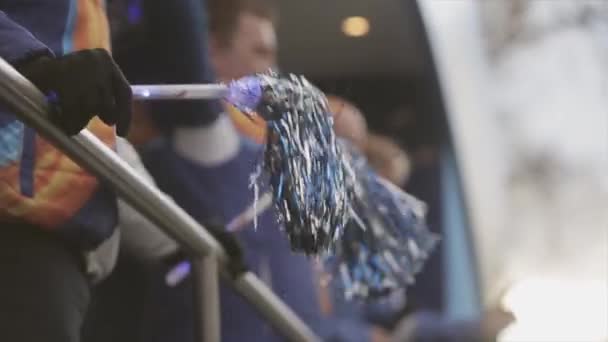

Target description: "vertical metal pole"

left=192, top=256, right=221, bottom=342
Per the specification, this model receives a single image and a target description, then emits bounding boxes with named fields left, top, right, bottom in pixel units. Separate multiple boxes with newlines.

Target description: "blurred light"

left=141, top=89, right=150, bottom=98
left=166, top=261, right=191, bottom=287
left=498, top=277, right=608, bottom=342
left=127, top=2, right=142, bottom=24
left=341, top=16, right=370, bottom=37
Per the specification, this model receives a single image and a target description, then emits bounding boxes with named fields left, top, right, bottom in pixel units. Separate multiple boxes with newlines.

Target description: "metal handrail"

left=0, top=57, right=319, bottom=342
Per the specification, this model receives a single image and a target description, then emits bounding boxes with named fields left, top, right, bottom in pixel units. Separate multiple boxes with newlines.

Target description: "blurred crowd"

left=0, top=0, right=516, bottom=341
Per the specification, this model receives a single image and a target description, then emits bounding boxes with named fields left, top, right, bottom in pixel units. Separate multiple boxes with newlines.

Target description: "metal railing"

left=0, top=57, right=319, bottom=342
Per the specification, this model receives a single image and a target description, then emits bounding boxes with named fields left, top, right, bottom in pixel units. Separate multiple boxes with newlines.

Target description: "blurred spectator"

left=328, top=95, right=369, bottom=150
left=121, top=0, right=279, bottom=145
left=326, top=95, right=514, bottom=342
left=390, top=308, right=514, bottom=342
left=208, top=0, right=277, bottom=81
left=326, top=95, right=408, bottom=341
left=328, top=95, right=411, bottom=186
left=83, top=2, right=238, bottom=342
left=366, top=134, right=411, bottom=187
left=208, top=0, right=278, bottom=144
left=211, top=1, right=386, bottom=341
left=102, top=0, right=384, bottom=341
left=109, top=0, right=225, bottom=146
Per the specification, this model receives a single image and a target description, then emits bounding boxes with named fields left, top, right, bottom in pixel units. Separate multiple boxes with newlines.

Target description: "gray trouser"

left=0, top=223, right=90, bottom=342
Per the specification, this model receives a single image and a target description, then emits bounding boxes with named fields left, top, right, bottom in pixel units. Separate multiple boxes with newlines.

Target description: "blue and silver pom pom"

left=226, top=72, right=352, bottom=254
left=325, top=143, right=438, bottom=300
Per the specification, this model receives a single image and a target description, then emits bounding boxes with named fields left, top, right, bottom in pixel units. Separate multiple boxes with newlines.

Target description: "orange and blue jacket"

left=0, top=0, right=116, bottom=249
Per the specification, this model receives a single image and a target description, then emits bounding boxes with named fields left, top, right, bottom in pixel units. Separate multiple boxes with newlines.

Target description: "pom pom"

left=226, top=72, right=352, bottom=254
left=325, top=143, right=439, bottom=300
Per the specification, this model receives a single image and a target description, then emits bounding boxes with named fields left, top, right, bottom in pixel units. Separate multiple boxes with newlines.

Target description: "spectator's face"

left=212, top=12, right=277, bottom=81
left=329, top=97, right=368, bottom=150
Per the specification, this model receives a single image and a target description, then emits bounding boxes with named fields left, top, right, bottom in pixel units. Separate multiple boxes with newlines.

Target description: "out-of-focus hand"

left=365, top=134, right=411, bottom=187
left=327, top=95, right=368, bottom=150
left=389, top=314, right=418, bottom=342
left=18, top=48, right=132, bottom=136
left=480, top=307, right=515, bottom=342
left=371, top=326, right=392, bottom=342
left=388, top=308, right=515, bottom=342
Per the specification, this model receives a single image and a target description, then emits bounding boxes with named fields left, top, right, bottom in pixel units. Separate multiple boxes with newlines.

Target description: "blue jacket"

left=140, top=136, right=373, bottom=342
left=0, top=1, right=117, bottom=249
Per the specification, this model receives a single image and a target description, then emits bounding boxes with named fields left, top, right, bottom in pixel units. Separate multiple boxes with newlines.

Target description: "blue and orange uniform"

left=0, top=0, right=117, bottom=248
left=0, top=2, right=120, bottom=341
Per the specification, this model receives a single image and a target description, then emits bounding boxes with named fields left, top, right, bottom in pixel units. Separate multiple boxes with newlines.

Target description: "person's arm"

left=0, top=10, right=52, bottom=64
left=172, top=113, right=241, bottom=167
left=1, top=11, right=132, bottom=136
left=115, top=136, right=246, bottom=274
left=115, top=137, right=180, bottom=262
left=389, top=308, right=514, bottom=342
left=81, top=138, right=179, bottom=283
left=138, top=0, right=223, bottom=131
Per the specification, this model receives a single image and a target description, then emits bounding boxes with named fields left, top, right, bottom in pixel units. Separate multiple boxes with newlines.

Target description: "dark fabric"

left=144, top=0, right=222, bottom=129
left=0, top=8, right=57, bottom=63
left=111, top=0, right=222, bottom=131
left=0, top=223, right=90, bottom=342
left=82, top=250, right=151, bottom=342
left=138, top=261, right=196, bottom=342
left=405, top=155, right=444, bottom=313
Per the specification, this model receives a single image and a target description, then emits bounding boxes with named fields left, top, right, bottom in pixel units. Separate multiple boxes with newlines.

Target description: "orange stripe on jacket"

left=0, top=0, right=116, bottom=230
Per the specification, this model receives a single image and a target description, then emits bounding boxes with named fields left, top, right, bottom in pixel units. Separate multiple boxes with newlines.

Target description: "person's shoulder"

left=138, top=136, right=171, bottom=154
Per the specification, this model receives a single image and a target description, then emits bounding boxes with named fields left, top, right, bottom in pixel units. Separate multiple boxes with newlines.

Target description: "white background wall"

left=484, top=4, right=608, bottom=339
left=419, top=2, right=607, bottom=339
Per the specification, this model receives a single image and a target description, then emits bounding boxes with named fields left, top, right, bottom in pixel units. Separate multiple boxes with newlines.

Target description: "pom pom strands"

left=326, top=144, right=438, bottom=300
left=226, top=72, right=352, bottom=254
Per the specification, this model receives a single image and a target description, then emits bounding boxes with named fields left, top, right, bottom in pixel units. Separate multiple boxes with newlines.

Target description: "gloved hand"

left=17, top=48, right=132, bottom=136
left=204, top=221, right=248, bottom=277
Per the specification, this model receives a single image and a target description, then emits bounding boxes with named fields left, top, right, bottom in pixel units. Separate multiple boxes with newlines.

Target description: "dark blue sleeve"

left=130, top=0, right=223, bottom=130
left=0, top=10, right=52, bottom=64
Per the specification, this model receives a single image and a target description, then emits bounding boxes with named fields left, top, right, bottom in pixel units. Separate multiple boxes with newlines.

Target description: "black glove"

left=17, top=48, right=132, bottom=136
left=205, top=221, right=248, bottom=278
